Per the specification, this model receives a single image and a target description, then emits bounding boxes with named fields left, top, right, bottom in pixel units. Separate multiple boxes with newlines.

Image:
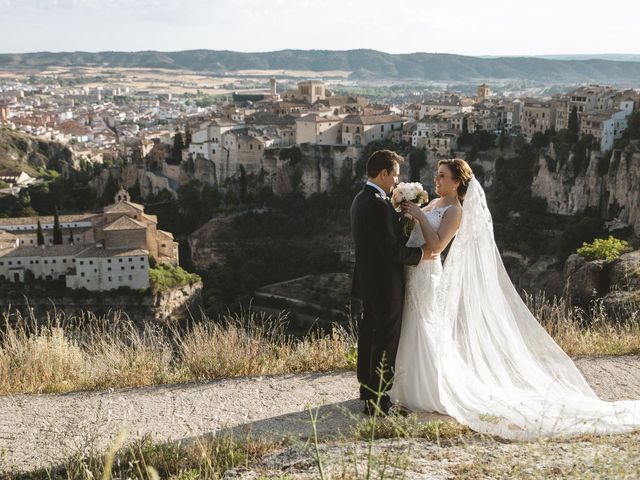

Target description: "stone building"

left=340, top=114, right=405, bottom=146
left=295, top=114, right=342, bottom=145
left=0, top=188, right=179, bottom=291
left=521, top=100, right=555, bottom=138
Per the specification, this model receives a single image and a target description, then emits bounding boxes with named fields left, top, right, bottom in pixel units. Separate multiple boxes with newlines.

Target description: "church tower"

left=114, top=186, right=131, bottom=203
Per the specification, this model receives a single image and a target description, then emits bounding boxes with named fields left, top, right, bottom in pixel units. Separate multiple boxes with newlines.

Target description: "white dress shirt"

left=365, top=181, right=387, bottom=198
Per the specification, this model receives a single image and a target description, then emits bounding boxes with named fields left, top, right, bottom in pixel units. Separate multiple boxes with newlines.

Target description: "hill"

left=2, top=50, right=640, bottom=83
left=0, top=128, right=74, bottom=176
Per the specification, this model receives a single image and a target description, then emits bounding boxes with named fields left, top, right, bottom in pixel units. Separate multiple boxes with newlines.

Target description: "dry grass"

left=0, top=293, right=639, bottom=395
left=11, top=433, right=283, bottom=480
left=0, top=308, right=354, bottom=395
left=526, top=293, right=640, bottom=356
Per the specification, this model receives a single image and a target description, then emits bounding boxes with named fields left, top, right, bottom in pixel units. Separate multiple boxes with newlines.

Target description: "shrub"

left=149, top=263, right=201, bottom=293
left=577, top=235, right=631, bottom=261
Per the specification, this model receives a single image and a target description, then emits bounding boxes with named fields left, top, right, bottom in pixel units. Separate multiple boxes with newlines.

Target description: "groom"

left=351, top=150, right=428, bottom=415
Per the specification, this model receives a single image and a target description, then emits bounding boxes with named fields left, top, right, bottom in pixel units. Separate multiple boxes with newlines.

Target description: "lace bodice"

left=405, top=205, right=452, bottom=248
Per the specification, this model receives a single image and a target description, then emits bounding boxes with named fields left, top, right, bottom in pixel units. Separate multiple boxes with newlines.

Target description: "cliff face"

left=532, top=141, right=640, bottom=233
left=2, top=282, right=202, bottom=326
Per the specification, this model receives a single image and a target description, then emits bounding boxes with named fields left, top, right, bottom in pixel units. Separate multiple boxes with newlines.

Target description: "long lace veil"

left=434, top=177, right=640, bottom=439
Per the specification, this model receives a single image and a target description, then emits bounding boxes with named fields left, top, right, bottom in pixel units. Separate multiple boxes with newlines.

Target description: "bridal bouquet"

left=391, top=182, right=429, bottom=236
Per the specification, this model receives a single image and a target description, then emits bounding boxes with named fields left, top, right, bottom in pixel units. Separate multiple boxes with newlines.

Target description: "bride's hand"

left=401, top=201, right=422, bottom=219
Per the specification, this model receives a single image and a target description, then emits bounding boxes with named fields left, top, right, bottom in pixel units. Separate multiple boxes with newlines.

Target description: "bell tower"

left=114, top=186, right=130, bottom=203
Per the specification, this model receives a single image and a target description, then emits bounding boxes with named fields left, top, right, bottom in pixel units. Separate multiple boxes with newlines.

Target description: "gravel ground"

left=0, top=356, right=639, bottom=474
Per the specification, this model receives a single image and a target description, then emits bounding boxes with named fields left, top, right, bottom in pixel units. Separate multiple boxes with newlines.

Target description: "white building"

left=581, top=101, right=634, bottom=152
left=188, top=118, right=240, bottom=161
left=65, top=247, right=150, bottom=291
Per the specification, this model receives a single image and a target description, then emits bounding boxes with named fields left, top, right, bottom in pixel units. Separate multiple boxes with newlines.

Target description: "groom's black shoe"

left=363, top=397, right=399, bottom=417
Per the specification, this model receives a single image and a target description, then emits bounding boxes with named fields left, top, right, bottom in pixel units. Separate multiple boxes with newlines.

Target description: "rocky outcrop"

left=532, top=141, right=640, bottom=233
left=1, top=282, right=202, bottom=326
left=0, top=128, right=76, bottom=176
left=563, top=250, right=640, bottom=316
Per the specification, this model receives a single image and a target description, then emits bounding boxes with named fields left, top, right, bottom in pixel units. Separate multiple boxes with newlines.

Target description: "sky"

left=1, top=0, right=639, bottom=56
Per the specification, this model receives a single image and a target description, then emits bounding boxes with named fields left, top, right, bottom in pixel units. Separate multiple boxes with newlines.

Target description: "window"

left=140, top=257, right=144, bottom=261
left=79, top=261, right=84, bottom=265
left=43, top=260, right=47, bottom=264
left=81, top=272, right=85, bottom=277
left=131, top=266, right=135, bottom=270
left=119, top=259, right=123, bottom=263
left=30, top=260, right=33, bottom=264
left=89, top=260, right=93, bottom=265
left=128, top=258, right=132, bottom=262
left=108, top=267, right=112, bottom=271
left=129, top=275, right=133, bottom=281
left=107, top=259, right=111, bottom=263
left=108, top=276, right=112, bottom=282
left=52, top=259, right=56, bottom=264
left=121, top=266, right=125, bottom=271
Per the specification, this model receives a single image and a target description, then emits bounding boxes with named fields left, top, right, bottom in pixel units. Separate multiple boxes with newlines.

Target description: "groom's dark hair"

left=366, top=150, right=404, bottom=178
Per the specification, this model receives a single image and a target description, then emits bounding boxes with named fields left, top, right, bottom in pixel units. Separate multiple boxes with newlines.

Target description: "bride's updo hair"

left=438, top=158, right=473, bottom=200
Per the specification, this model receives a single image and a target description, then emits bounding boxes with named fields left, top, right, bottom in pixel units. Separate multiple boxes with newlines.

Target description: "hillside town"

left=2, top=77, right=638, bottom=193
left=1, top=75, right=639, bottom=291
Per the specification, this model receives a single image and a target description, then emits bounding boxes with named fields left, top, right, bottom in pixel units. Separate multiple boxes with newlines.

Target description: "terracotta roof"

left=342, top=114, right=404, bottom=125
left=102, top=216, right=147, bottom=231
left=142, top=213, right=158, bottom=224
left=211, top=118, right=238, bottom=127
left=7, top=226, right=93, bottom=234
left=77, top=246, right=149, bottom=258
left=157, top=229, right=174, bottom=240
left=297, top=113, right=341, bottom=123
left=0, top=214, right=97, bottom=227
left=0, top=245, right=89, bottom=258
left=103, top=201, right=144, bottom=214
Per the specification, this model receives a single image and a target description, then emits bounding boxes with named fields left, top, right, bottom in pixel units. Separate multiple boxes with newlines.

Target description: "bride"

left=390, top=158, right=640, bottom=440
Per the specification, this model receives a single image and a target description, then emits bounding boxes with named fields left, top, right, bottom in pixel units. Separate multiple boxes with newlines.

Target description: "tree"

left=184, top=125, right=192, bottom=147
left=568, top=106, right=579, bottom=136
left=498, top=129, right=508, bottom=151
left=408, top=147, right=427, bottom=182
left=170, top=131, right=185, bottom=165
left=460, top=116, right=470, bottom=145
left=37, top=220, right=44, bottom=246
left=52, top=206, right=63, bottom=244
left=239, top=164, right=247, bottom=203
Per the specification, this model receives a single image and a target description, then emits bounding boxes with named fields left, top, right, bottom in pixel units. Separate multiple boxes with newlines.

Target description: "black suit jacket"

left=351, top=184, right=423, bottom=303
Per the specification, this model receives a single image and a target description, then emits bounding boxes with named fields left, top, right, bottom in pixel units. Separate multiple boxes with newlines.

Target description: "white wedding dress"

left=390, top=177, right=640, bottom=440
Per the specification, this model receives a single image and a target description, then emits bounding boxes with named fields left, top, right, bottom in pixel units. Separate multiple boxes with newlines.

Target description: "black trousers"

left=356, top=298, right=404, bottom=401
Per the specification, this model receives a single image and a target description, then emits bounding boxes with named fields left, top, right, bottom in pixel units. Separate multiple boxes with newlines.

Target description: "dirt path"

left=1, top=356, right=639, bottom=474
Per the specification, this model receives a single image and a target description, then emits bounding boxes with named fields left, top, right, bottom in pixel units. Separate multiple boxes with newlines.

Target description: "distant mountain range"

left=1, top=50, right=640, bottom=83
